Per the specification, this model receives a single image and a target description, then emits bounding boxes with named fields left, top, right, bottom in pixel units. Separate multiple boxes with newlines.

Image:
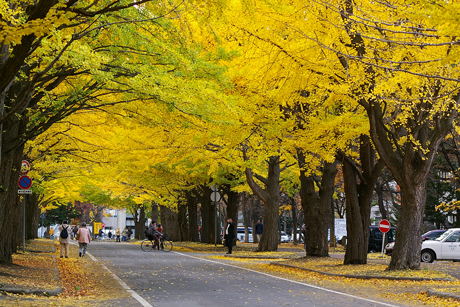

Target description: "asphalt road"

left=89, top=242, right=401, bottom=307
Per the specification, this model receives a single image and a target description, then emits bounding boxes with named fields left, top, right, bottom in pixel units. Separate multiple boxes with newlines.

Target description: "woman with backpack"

left=58, top=220, right=70, bottom=258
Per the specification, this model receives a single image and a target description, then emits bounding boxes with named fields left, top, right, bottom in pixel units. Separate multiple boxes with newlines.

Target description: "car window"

left=444, top=232, right=460, bottom=243
left=437, top=229, right=454, bottom=241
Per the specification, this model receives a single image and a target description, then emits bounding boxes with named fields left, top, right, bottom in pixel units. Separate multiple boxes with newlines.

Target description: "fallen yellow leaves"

left=0, top=239, right=59, bottom=291
left=279, top=257, right=454, bottom=279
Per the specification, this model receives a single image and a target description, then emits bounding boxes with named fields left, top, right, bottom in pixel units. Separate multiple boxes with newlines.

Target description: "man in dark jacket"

left=255, top=219, right=263, bottom=242
left=224, top=218, right=235, bottom=254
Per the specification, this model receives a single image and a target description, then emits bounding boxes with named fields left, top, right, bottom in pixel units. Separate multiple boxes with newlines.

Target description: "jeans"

left=79, top=243, right=88, bottom=256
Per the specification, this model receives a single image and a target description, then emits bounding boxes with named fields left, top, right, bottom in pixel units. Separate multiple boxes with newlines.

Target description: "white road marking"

left=173, top=251, right=399, bottom=307
left=71, top=242, right=153, bottom=307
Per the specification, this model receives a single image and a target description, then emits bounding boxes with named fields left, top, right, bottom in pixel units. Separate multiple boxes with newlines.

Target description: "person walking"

left=127, top=227, right=133, bottom=241
left=49, top=227, right=55, bottom=240
left=72, top=226, right=78, bottom=240
left=121, top=227, right=128, bottom=242
left=58, top=220, right=71, bottom=258
left=77, top=222, right=91, bottom=257
left=116, top=227, right=121, bottom=242
left=224, top=218, right=235, bottom=255
left=255, top=219, right=263, bottom=242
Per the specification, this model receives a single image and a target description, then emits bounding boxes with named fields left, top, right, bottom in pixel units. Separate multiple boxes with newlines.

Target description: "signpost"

left=210, top=185, right=221, bottom=246
left=379, top=219, right=391, bottom=257
left=18, top=160, right=32, bottom=253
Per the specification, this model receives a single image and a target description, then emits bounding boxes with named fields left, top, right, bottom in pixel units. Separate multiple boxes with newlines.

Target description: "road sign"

left=101, top=223, right=106, bottom=228
left=18, top=175, right=32, bottom=189
left=211, top=191, right=221, bottom=202
left=18, top=189, right=32, bottom=194
left=20, top=160, right=30, bottom=175
left=379, top=219, right=391, bottom=233
left=211, top=184, right=219, bottom=192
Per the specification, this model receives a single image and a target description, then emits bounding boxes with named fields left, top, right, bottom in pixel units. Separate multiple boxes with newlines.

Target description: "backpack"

left=60, top=226, right=69, bottom=239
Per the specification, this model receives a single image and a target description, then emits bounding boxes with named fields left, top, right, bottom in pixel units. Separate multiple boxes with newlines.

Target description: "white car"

left=237, top=227, right=253, bottom=243
left=421, top=228, right=460, bottom=263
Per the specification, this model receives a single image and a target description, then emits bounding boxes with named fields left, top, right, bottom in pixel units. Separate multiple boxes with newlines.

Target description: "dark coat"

left=224, top=222, right=235, bottom=241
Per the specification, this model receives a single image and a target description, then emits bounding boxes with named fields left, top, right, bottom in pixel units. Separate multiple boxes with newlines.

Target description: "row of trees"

left=2, top=1, right=460, bottom=272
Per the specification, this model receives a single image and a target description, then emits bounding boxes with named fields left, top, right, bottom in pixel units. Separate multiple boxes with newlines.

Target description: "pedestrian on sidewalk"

left=127, top=227, right=133, bottom=241
left=116, top=227, right=121, bottom=242
left=255, top=219, right=263, bottom=242
left=49, top=227, right=55, bottom=240
left=72, top=225, right=78, bottom=240
left=58, top=220, right=70, bottom=258
left=224, top=218, right=235, bottom=255
left=77, top=222, right=91, bottom=257
left=121, top=227, right=128, bottom=242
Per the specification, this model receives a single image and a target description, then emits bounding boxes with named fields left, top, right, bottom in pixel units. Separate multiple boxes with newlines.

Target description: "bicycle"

left=141, top=235, right=173, bottom=252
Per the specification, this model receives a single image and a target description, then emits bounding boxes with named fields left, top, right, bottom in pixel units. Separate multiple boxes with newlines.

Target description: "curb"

left=427, top=290, right=460, bottom=301
left=270, top=262, right=455, bottom=281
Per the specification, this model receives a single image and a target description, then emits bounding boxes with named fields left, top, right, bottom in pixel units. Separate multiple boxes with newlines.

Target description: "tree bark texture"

left=367, top=103, right=453, bottom=270
left=150, top=201, right=158, bottom=224
left=342, top=135, right=384, bottom=265
left=199, top=186, right=215, bottom=244
left=0, top=114, right=26, bottom=263
left=298, top=151, right=338, bottom=257
left=245, top=155, right=281, bottom=252
left=186, top=190, right=199, bottom=242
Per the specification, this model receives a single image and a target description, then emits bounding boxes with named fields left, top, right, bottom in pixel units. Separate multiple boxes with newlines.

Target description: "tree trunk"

left=342, top=135, right=384, bottom=264
left=187, top=190, right=199, bottom=242
left=26, top=193, right=39, bottom=240
left=134, top=206, right=145, bottom=240
left=388, top=182, right=426, bottom=270
left=151, top=201, right=158, bottom=224
left=298, top=150, right=338, bottom=257
left=244, top=155, right=281, bottom=252
left=292, top=199, right=298, bottom=244
left=342, top=158, right=366, bottom=264
left=222, top=185, right=239, bottom=245
left=178, top=204, right=187, bottom=241
left=0, top=120, right=25, bottom=263
left=199, top=186, right=215, bottom=244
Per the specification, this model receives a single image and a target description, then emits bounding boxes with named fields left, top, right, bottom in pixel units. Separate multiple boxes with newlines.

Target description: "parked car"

left=369, top=225, right=396, bottom=253
left=422, top=229, right=447, bottom=241
left=280, top=231, right=290, bottom=243
left=385, top=229, right=447, bottom=256
left=421, top=228, right=460, bottom=263
left=236, top=227, right=253, bottom=243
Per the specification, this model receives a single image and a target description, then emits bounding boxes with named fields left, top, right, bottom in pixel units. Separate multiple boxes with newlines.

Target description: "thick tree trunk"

left=134, top=206, right=145, bottom=240
left=342, top=135, right=384, bottom=264
left=150, top=201, right=158, bottom=224
left=0, top=121, right=25, bottom=263
left=178, top=204, right=187, bottom=242
left=342, top=159, right=366, bottom=264
left=199, top=186, right=215, bottom=244
left=244, top=155, right=281, bottom=252
left=222, top=186, right=239, bottom=245
left=298, top=151, right=338, bottom=257
left=388, top=182, right=426, bottom=270
left=292, top=200, right=298, bottom=244
left=187, top=191, right=199, bottom=242
left=26, top=193, right=39, bottom=240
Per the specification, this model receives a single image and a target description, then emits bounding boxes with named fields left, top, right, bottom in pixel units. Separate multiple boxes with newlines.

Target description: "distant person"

left=122, top=227, right=128, bottom=242
left=58, top=220, right=71, bottom=258
left=108, top=230, right=112, bottom=240
left=77, top=222, right=91, bottom=257
left=99, top=228, right=103, bottom=239
left=127, top=227, right=133, bottom=241
left=72, top=226, right=78, bottom=240
left=224, top=218, right=235, bottom=255
left=255, top=219, right=263, bottom=242
left=147, top=222, right=160, bottom=249
left=49, top=227, right=55, bottom=240
left=116, top=227, right=121, bottom=242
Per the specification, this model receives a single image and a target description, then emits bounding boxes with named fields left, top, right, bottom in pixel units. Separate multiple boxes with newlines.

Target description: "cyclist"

left=147, top=222, right=161, bottom=250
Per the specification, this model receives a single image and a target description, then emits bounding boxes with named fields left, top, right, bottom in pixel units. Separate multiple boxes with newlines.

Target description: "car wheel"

left=421, top=250, right=435, bottom=263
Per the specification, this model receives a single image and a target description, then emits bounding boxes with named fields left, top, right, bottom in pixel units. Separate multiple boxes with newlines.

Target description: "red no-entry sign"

left=379, top=219, right=391, bottom=233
